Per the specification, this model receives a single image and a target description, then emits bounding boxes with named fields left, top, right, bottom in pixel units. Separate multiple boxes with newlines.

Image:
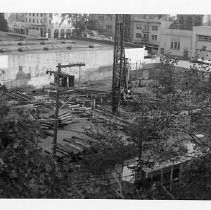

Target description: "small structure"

left=54, top=73, right=75, bottom=88
left=121, top=134, right=209, bottom=190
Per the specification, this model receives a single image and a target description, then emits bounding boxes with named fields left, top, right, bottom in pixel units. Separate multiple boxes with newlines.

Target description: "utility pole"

left=47, top=62, right=85, bottom=156
left=112, top=14, right=128, bottom=115
left=46, top=62, right=85, bottom=197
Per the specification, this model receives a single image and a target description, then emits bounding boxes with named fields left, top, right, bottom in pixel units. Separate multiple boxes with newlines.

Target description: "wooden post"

left=179, top=164, right=183, bottom=183
left=78, top=66, right=81, bottom=89
left=161, top=170, right=163, bottom=185
left=170, top=166, right=173, bottom=191
left=51, top=63, right=61, bottom=197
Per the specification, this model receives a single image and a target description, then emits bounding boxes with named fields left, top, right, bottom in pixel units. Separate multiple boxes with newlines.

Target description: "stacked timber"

left=39, top=110, right=73, bottom=129
left=58, top=110, right=73, bottom=125
left=56, top=136, right=98, bottom=158
left=6, top=90, right=32, bottom=103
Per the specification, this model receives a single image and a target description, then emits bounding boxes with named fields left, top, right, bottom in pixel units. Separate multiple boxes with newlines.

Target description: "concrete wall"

left=1, top=47, right=114, bottom=88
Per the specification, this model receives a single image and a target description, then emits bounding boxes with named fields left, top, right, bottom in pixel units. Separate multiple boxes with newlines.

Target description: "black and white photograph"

left=1, top=0, right=211, bottom=209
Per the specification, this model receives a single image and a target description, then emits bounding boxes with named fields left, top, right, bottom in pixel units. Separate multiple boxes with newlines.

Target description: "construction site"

left=1, top=14, right=211, bottom=199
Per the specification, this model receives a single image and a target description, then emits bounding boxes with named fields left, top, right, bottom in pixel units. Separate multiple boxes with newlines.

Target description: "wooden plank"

left=56, top=143, right=78, bottom=154
left=63, top=143, right=81, bottom=154
left=64, top=138, right=90, bottom=149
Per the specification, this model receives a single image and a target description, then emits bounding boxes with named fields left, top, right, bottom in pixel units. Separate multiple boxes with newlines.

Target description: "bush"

left=66, top=46, right=72, bottom=50
left=43, top=47, right=49, bottom=51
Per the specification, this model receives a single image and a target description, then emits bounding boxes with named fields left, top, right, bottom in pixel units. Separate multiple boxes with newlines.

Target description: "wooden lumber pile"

left=56, top=135, right=99, bottom=159
left=5, top=90, right=32, bottom=103
left=38, top=110, right=73, bottom=129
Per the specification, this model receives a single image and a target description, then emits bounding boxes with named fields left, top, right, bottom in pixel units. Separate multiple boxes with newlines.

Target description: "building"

left=50, top=14, right=75, bottom=39
left=131, top=17, right=173, bottom=52
left=192, top=26, right=211, bottom=59
left=5, top=13, right=75, bottom=39
left=24, top=13, right=52, bottom=37
left=6, top=13, right=52, bottom=37
left=90, top=14, right=116, bottom=37
left=159, top=15, right=211, bottom=60
left=159, top=29, right=192, bottom=59
left=169, top=15, right=204, bottom=30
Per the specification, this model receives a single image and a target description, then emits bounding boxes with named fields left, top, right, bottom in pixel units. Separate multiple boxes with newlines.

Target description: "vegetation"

left=1, top=55, right=211, bottom=199
left=0, top=13, right=8, bottom=32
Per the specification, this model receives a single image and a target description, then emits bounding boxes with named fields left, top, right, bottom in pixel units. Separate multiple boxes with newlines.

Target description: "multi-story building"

left=131, top=15, right=173, bottom=52
left=192, top=26, right=211, bottom=59
left=132, top=18, right=172, bottom=51
left=159, top=29, right=192, bottom=59
left=89, top=14, right=171, bottom=43
left=90, top=14, right=116, bottom=37
left=6, top=13, right=75, bottom=39
left=159, top=15, right=211, bottom=60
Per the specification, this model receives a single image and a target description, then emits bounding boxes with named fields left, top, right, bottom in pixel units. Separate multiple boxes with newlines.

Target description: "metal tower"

left=112, top=14, right=127, bottom=114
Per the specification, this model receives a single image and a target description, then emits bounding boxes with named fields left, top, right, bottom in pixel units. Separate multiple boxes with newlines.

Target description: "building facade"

left=159, top=26, right=211, bottom=60
left=132, top=18, right=172, bottom=51
left=159, top=29, right=192, bottom=59
left=192, top=26, right=211, bottom=59
left=90, top=14, right=116, bottom=37
left=6, top=13, right=75, bottom=39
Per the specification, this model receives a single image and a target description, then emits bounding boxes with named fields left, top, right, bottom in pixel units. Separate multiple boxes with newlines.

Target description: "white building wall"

left=192, top=26, right=211, bottom=60
left=159, top=29, right=192, bottom=58
left=132, top=19, right=173, bottom=49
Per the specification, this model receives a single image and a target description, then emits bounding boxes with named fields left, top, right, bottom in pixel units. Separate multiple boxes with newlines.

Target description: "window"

left=41, top=13, right=43, bottom=17
left=106, top=25, right=112, bottom=31
left=171, top=41, right=180, bottom=50
left=136, top=25, right=142, bottom=30
left=152, top=25, right=158, bottom=31
left=29, top=18, right=31, bottom=23
left=33, top=13, right=35, bottom=16
left=136, top=33, right=142, bottom=38
left=99, top=15, right=104, bottom=21
left=144, top=25, right=150, bottom=30
left=40, top=20, right=43, bottom=23
left=151, top=34, right=158, bottom=41
left=33, top=19, right=35, bottom=23
left=37, top=20, right=39, bottom=23
left=106, top=15, right=113, bottom=20
left=197, top=35, right=211, bottom=42
left=143, top=33, right=149, bottom=40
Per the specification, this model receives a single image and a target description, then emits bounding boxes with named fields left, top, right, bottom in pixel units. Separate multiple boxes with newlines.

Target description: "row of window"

left=26, top=18, right=51, bottom=25
left=27, top=18, right=43, bottom=23
left=171, top=41, right=180, bottom=50
left=197, top=35, right=211, bottom=42
left=136, top=25, right=158, bottom=31
left=98, top=15, right=113, bottom=21
left=28, top=13, right=43, bottom=17
left=135, top=33, right=158, bottom=41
